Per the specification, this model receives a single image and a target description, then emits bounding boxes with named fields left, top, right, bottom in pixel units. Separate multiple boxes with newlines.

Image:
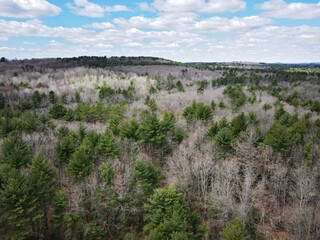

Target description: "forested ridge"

left=0, top=57, right=320, bottom=239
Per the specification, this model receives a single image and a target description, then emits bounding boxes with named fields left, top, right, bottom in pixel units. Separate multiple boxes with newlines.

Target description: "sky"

left=0, top=0, right=319, bottom=63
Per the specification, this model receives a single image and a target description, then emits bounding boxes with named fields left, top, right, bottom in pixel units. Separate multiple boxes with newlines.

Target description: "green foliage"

left=223, top=84, right=246, bottom=108
left=67, top=144, right=93, bottom=181
left=51, top=189, right=67, bottom=235
left=215, top=127, right=234, bottom=150
left=145, top=96, right=158, bottom=112
left=75, top=91, right=81, bottom=103
left=0, top=174, right=42, bottom=240
left=134, top=160, right=160, bottom=196
left=99, top=85, right=115, bottom=99
left=161, top=110, right=175, bottom=134
left=221, top=218, right=247, bottom=240
left=48, top=90, right=56, bottom=104
left=206, top=122, right=219, bottom=140
left=247, top=111, right=259, bottom=125
left=166, top=73, right=175, bottom=90
left=119, top=118, right=139, bottom=140
left=49, top=103, right=67, bottom=119
left=78, top=123, right=87, bottom=142
left=99, top=162, right=115, bottom=185
left=173, top=126, right=188, bottom=143
left=55, top=133, right=78, bottom=165
left=310, top=100, right=320, bottom=113
left=262, top=103, right=272, bottom=111
left=219, top=100, right=226, bottom=108
left=302, top=142, right=313, bottom=167
left=31, top=90, right=43, bottom=108
left=0, top=92, right=5, bottom=109
left=211, top=100, right=216, bottom=111
left=0, top=136, right=31, bottom=168
left=230, top=113, right=248, bottom=136
left=182, top=101, right=212, bottom=123
left=144, top=185, right=205, bottom=240
left=176, top=80, right=185, bottom=92
left=265, top=123, right=294, bottom=152
left=98, top=129, right=119, bottom=158
left=137, top=111, right=166, bottom=148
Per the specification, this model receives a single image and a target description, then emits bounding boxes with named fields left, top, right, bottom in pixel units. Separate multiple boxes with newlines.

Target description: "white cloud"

left=67, top=0, right=129, bottom=17
left=23, top=41, right=36, bottom=45
left=138, top=2, right=155, bottom=12
left=105, top=5, right=129, bottom=12
left=0, top=0, right=61, bottom=18
left=114, top=15, right=272, bottom=34
left=83, top=22, right=115, bottom=29
left=48, top=40, right=63, bottom=47
left=95, top=43, right=113, bottom=48
left=152, top=0, right=246, bottom=13
left=67, top=0, right=106, bottom=17
left=258, top=0, right=320, bottom=19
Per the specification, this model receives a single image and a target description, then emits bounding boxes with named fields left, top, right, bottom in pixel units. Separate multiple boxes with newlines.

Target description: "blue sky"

left=0, top=0, right=319, bottom=63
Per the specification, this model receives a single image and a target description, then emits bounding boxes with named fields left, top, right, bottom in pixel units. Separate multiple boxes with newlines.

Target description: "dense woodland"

left=0, top=57, right=320, bottom=240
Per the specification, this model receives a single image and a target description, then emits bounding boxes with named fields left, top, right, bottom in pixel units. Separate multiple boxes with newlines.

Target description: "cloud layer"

left=0, top=0, right=61, bottom=18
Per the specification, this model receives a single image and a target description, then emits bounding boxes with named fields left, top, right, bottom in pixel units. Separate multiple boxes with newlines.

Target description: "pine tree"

left=215, top=127, right=234, bottom=150
left=48, top=91, right=56, bottom=104
left=220, top=218, right=247, bottom=240
left=206, top=122, right=219, bottom=140
left=302, top=142, right=313, bottom=167
left=0, top=135, right=31, bottom=168
left=230, top=113, right=247, bottom=136
left=0, top=175, right=42, bottom=239
left=265, top=123, right=293, bottom=152
left=137, top=111, right=166, bottom=149
left=51, top=189, right=67, bottom=237
left=134, top=160, right=160, bottom=196
left=67, top=144, right=93, bottom=181
left=0, top=92, right=5, bottom=109
left=160, top=110, right=175, bottom=134
left=98, top=129, right=119, bottom=158
left=99, top=162, right=115, bottom=185
left=49, top=103, right=67, bottom=119
left=119, top=118, right=139, bottom=140
left=28, top=153, right=56, bottom=230
left=55, top=133, right=78, bottom=165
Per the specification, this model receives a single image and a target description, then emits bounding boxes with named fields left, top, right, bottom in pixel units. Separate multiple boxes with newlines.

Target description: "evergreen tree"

left=137, top=111, right=166, bottom=149
left=215, top=127, right=234, bottom=150
left=51, top=189, right=68, bottom=238
left=48, top=91, right=56, bottom=104
left=134, top=160, right=160, bottom=196
left=220, top=218, right=247, bottom=240
left=49, top=103, right=67, bottom=119
left=31, top=90, right=42, bottom=108
left=211, top=100, right=216, bottom=111
left=99, top=162, right=115, bottom=185
left=176, top=80, right=184, bottom=92
left=0, top=92, right=5, bottom=109
left=67, top=144, right=93, bottom=181
left=302, top=142, right=313, bottom=167
left=230, top=113, right=247, bottom=136
left=109, top=113, right=122, bottom=135
left=0, top=175, right=42, bottom=239
left=55, top=133, right=78, bottom=165
left=28, top=153, right=56, bottom=229
left=98, top=129, right=119, bottom=158
left=119, top=118, right=139, bottom=140
left=160, top=110, right=175, bottom=134
left=265, top=123, right=294, bottom=152
left=206, top=122, right=219, bottom=140
left=0, top=135, right=31, bottom=168
left=78, top=123, right=87, bottom=143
